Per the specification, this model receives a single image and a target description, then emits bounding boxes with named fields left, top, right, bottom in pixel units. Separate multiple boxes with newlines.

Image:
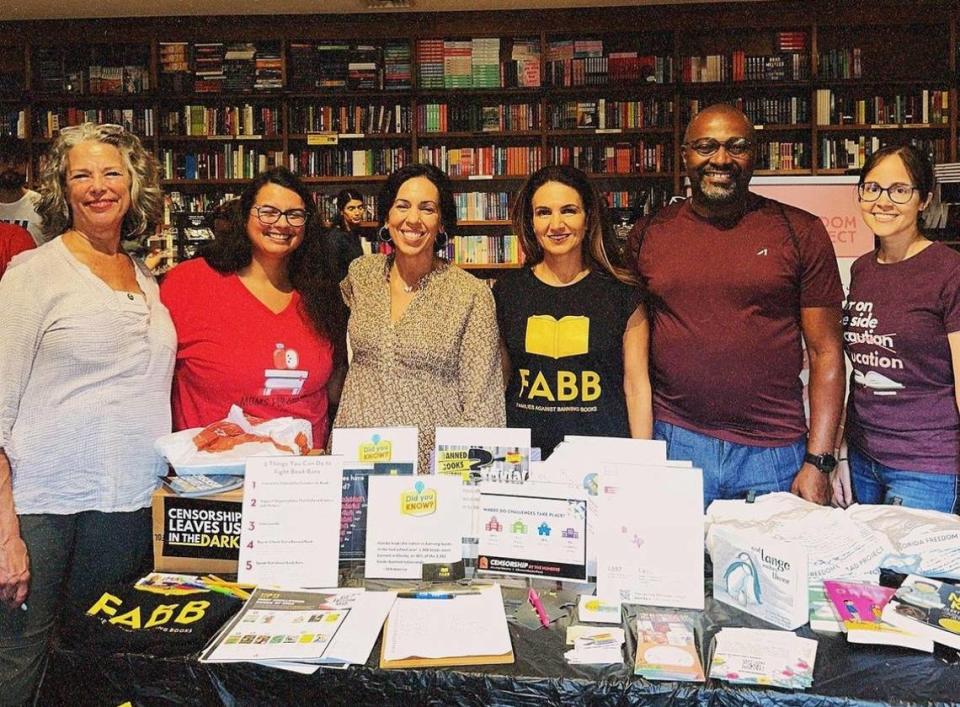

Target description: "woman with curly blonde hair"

left=0, top=123, right=174, bottom=703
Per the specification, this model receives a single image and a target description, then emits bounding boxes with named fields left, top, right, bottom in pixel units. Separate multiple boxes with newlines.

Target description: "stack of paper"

left=634, top=610, right=704, bottom=682
left=564, top=627, right=625, bottom=665
left=822, top=579, right=932, bottom=651
left=709, top=628, right=818, bottom=690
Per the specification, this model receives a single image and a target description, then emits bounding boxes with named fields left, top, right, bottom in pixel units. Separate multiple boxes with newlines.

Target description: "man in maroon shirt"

left=627, top=104, right=844, bottom=508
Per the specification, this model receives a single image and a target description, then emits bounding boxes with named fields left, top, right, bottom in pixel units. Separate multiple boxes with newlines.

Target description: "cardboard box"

left=152, top=486, right=243, bottom=574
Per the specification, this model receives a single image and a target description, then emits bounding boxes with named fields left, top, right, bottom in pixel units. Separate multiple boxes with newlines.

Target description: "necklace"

left=390, top=258, right=439, bottom=293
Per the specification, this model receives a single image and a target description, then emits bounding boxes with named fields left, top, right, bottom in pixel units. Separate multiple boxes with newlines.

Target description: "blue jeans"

left=850, top=446, right=959, bottom=514
left=654, top=421, right=805, bottom=510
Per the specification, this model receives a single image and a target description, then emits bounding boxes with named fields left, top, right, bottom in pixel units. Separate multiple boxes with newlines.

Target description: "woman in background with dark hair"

left=334, top=163, right=504, bottom=471
left=494, top=164, right=651, bottom=458
left=328, top=188, right=368, bottom=281
left=161, top=167, right=346, bottom=450
left=832, top=144, right=960, bottom=513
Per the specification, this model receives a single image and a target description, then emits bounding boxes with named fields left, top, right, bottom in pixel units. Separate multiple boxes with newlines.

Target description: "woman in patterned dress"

left=334, top=163, right=505, bottom=471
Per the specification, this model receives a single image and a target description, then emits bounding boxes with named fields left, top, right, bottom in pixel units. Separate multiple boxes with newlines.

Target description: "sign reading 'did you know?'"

left=364, top=475, right=463, bottom=579
left=331, top=426, right=419, bottom=473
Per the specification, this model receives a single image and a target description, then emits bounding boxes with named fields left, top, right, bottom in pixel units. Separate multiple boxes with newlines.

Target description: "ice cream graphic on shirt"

left=843, top=299, right=904, bottom=396
left=262, top=342, right=308, bottom=396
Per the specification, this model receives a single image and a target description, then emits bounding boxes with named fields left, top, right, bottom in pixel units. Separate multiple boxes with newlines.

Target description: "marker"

left=396, top=591, right=481, bottom=599
left=528, top=588, right=550, bottom=628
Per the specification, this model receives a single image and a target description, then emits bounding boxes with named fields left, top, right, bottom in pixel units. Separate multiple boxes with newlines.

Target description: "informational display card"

left=365, top=474, right=464, bottom=579
left=330, top=427, right=419, bottom=473
left=340, top=463, right=414, bottom=562
left=597, top=463, right=704, bottom=610
left=434, top=427, right=531, bottom=481
left=238, top=456, right=343, bottom=588
left=477, top=482, right=588, bottom=582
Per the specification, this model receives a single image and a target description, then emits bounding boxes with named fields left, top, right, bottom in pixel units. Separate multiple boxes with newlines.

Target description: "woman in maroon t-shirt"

left=833, top=145, right=960, bottom=513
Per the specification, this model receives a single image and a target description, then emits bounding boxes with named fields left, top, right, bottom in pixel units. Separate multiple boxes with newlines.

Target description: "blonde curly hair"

left=36, top=123, right=162, bottom=240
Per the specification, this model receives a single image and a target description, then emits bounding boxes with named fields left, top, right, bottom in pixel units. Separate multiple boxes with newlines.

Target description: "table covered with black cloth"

left=38, top=580, right=960, bottom=706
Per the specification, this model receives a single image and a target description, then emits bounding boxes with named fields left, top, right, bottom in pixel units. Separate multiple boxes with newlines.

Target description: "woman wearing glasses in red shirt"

left=832, top=145, right=960, bottom=513
left=160, top=167, right=346, bottom=449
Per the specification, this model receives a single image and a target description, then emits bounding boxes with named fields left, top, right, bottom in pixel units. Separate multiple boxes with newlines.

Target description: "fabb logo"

left=358, top=434, right=392, bottom=462
left=400, top=480, right=437, bottom=517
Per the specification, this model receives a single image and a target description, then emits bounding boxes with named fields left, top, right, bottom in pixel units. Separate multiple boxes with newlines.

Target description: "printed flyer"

left=365, top=475, right=463, bottom=579
left=331, top=427, right=419, bottom=473
left=477, top=482, right=588, bottom=582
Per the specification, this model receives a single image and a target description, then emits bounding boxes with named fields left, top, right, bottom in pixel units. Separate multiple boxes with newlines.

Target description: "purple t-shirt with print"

left=844, top=242, right=960, bottom=473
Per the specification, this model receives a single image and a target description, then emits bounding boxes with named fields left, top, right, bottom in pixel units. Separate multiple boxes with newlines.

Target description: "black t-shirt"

left=328, top=226, right=365, bottom=283
left=493, top=267, right=641, bottom=457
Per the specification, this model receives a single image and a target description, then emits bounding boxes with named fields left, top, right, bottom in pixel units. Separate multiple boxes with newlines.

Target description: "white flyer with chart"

left=596, top=462, right=704, bottom=609
left=365, top=474, right=464, bottom=579
left=331, top=426, right=419, bottom=473
left=238, top=456, right=343, bottom=588
left=477, top=482, right=588, bottom=582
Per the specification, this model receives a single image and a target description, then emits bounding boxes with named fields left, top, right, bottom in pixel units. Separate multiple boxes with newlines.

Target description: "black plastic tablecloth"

left=38, top=584, right=960, bottom=706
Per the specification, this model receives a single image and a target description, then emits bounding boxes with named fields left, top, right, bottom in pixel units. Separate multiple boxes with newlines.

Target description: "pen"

left=528, top=588, right=550, bottom=628
left=396, top=591, right=481, bottom=599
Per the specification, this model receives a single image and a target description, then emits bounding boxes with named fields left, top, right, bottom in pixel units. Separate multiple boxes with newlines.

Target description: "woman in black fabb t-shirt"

left=493, top=165, right=651, bottom=457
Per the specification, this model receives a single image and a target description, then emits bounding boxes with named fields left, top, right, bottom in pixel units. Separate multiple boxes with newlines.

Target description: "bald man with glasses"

left=627, top=103, right=844, bottom=509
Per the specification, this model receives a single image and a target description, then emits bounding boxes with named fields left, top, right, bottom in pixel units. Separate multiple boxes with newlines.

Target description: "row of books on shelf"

left=160, top=147, right=283, bottom=181
left=159, top=42, right=284, bottom=94
left=755, top=141, right=807, bottom=171
left=681, top=52, right=808, bottom=84
left=288, top=42, right=412, bottom=92
left=288, top=148, right=409, bottom=178
left=159, top=105, right=281, bottom=138
left=1, top=110, right=26, bottom=138
left=290, top=104, right=410, bottom=135
left=442, top=234, right=521, bottom=265
left=417, top=102, right=540, bottom=134
left=550, top=141, right=671, bottom=174
left=454, top=191, right=511, bottom=221
left=35, top=108, right=155, bottom=139
left=685, top=96, right=810, bottom=126
left=33, top=47, right=151, bottom=95
left=417, top=38, right=541, bottom=89
left=549, top=98, right=674, bottom=130
left=819, top=136, right=947, bottom=170
left=417, top=145, right=542, bottom=178
left=817, top=48, right=862, bottom=80
left=815, top=89, right=949, bottom=126
left=545, top=55, right=674, bottom=88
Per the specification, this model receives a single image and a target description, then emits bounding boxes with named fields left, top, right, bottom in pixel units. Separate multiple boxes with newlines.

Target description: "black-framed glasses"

left=251, top=205, right=308, bottom=227
left=682, top=138, right=754, bottom=157
left=857, top=182, right=919, bottom=204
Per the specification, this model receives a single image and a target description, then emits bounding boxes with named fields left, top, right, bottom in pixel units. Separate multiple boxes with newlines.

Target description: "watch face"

left=807, top=453, right=837, bottom=473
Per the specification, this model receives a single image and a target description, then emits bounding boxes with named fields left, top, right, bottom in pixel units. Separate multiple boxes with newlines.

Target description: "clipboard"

left=378, top=620, right=514, bottom=669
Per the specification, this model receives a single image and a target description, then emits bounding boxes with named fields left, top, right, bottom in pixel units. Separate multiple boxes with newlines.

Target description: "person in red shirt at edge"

left=627, top=103, right=845, bottom=509
left=160, top=167, right=347, bottom=449
left=0, top=222, right=35, bottom=279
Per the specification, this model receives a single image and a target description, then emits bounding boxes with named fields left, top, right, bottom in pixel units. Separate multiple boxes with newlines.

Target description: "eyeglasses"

left=682, top=138, right=754, bottom=157
left=251, top=205, right=308, bottom=227
left=857, top=182, right=918, bottom=204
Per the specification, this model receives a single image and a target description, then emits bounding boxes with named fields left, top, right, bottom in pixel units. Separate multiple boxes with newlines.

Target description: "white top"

left=0, top=189, right=44, bottom=245
left=0, top=237, right=176, bottom=514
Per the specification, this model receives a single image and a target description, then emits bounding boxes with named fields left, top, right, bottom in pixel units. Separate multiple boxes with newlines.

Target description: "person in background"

left=328, top=188, right=368, bottom=282
left=494, top=165, right=651, bottom=458
left=334, top=163, right=505, bottom=471
left=0, top=222, right=35, bottom=279
left=161, top=167, right=346, bottom=450
left=0, top=123, right=173, bottom=702
left=628, top=103, right=845, bottom=509
left=832, top=145, right=960, bottom=513
left=0, top=136, right=44, bottom=245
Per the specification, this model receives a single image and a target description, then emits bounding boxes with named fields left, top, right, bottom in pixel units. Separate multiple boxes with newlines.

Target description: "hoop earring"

left=378, top=225, right=392, bottom=243
left=436, top=230, right=448, bottom=248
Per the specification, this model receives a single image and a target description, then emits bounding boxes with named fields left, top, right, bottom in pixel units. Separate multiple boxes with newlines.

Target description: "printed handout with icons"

left=238, top=456, right=343, bottom=588
left=477, top=482, right=588, bottom=582
left=596, top=462, right=704, bottom=610
left=331, top=426, right=419, bottom=474
left=364, top=474, right=463, bottom=579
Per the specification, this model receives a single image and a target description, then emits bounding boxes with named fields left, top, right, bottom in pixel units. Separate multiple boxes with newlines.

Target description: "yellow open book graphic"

left=524, top=315, right=590, bottom=359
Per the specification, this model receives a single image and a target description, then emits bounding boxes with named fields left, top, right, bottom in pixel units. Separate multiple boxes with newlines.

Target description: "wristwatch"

left=804, top=452, right=838, bottom=474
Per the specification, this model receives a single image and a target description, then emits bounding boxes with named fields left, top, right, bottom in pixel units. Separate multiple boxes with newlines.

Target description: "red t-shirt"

left=628, top=194, right=843, bottom=446
left=0, top=223, right=36, bottom=279
left=160, top=257, right=335, bottom=449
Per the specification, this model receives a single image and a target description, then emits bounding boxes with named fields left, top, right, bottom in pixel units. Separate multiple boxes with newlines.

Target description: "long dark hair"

left=203, top=167, right=347, bottom=360
left=379, top=163, right=457, bottom=253
left=333, top=188, right=364, bottom=231
left=511, top=164, right=634, bottom=284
